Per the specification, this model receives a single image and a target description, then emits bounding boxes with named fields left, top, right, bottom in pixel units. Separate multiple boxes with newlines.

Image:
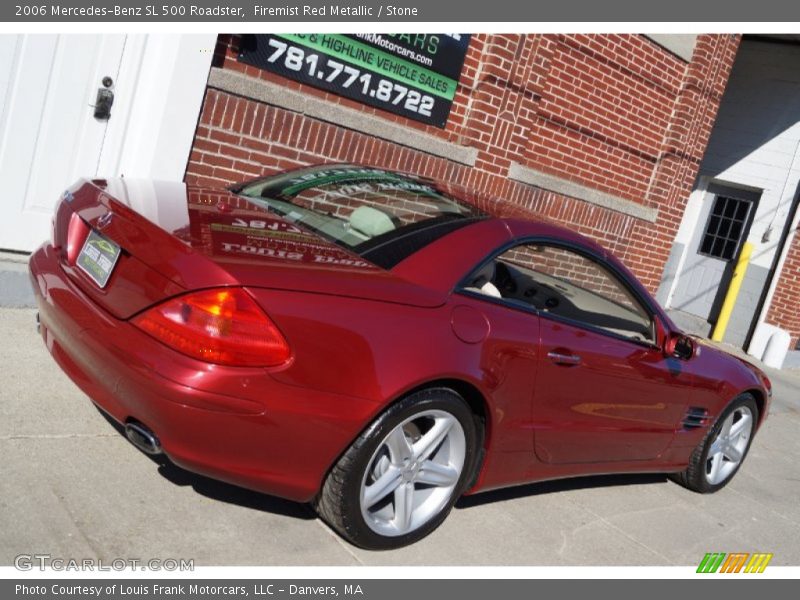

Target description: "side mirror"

left=664, top=333, right=695, bottom=360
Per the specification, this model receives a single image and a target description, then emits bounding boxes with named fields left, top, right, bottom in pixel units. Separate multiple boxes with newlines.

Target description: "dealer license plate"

left=76, top=230, right=121, bottom=288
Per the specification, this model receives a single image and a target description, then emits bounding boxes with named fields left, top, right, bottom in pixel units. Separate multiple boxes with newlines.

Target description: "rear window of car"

left=236, top=165, right=486, bottom=268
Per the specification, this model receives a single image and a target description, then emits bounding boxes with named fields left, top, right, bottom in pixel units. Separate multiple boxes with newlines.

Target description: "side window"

left=463, top=243, right=655, bottom=343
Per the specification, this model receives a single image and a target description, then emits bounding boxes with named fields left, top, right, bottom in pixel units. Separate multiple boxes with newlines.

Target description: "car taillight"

left=65, top=212, right=89, bottom=264
left=132, top=288, right=291, bottom=367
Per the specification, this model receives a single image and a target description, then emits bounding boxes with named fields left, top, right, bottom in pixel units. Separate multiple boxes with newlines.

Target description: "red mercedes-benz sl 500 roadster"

left=29, top=164, right=770, bottom=549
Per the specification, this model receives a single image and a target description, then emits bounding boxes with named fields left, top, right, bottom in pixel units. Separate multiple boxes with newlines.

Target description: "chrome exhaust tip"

left=124, top=421, right=162, bottom=455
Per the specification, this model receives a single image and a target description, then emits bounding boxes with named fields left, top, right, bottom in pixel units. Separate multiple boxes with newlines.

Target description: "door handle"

left=92, top=76, right=115, bottom=120
left=93, top=88, right=114, bottom=120
left=547, top=351, right=582, bottom=366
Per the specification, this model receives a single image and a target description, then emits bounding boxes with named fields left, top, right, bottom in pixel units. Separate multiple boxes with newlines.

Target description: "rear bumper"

left=29, top=243, right=381, bottom=502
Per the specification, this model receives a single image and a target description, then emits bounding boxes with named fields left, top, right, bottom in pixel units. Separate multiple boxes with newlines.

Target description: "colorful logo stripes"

left=697, top=552, right=773, bottom=573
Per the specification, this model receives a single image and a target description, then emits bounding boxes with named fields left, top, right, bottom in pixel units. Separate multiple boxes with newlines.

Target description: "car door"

left=486, top=242, right=694, bottom=464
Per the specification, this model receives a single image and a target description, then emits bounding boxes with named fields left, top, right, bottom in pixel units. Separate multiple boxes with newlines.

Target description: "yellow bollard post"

left=711, top=241, right=754, bottom=342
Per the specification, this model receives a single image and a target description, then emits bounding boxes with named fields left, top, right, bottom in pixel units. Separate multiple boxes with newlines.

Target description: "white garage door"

left=0, top=35, right=127, bottom=252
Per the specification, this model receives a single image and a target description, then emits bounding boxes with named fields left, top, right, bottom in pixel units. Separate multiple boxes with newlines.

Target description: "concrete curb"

left=0, top=254, right=35, bottom=308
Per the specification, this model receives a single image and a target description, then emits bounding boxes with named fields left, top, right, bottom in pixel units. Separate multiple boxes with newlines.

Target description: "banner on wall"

left=238, top=34, right=471, bottom=128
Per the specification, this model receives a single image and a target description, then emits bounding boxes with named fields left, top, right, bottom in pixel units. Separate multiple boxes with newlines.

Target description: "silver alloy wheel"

left=359, top=409, right=466, bottom=537
left=705, top=406, right=754, bottom=485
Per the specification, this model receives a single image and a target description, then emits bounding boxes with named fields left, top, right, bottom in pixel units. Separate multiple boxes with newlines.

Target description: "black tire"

left=315, top=388, right=481, bottom=550
left=671, top=394, right=758, bottom=494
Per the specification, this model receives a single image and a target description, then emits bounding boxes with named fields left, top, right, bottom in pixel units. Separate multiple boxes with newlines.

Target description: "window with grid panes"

left=699, top=195, right=752, bottom=261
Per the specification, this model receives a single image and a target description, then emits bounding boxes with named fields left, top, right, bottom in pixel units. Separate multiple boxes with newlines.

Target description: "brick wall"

left=766, top=232, right=800, bottom=348
left=185, top=33, right=740, bottom=294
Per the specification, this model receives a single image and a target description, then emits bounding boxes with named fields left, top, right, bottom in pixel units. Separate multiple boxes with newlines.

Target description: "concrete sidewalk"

left=1, top=306, right=799, bottom=566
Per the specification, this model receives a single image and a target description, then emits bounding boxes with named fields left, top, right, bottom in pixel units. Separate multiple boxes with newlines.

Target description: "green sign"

left=239, top=34, right=471, bottom=128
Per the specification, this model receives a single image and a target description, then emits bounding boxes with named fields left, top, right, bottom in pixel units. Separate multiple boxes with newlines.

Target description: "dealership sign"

left=238, top=34, right=471, bottom=127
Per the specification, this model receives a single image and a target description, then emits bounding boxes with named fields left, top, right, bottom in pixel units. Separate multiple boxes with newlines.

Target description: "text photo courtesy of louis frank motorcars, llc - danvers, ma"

left=0, top=3, right=799, bottom=590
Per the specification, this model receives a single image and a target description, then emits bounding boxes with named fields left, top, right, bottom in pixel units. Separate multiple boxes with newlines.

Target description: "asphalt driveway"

left=1, top=306, right=799, bottom=566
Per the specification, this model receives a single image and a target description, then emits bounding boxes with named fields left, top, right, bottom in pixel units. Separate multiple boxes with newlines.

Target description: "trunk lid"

left=54, top=178, right=443, bottom=318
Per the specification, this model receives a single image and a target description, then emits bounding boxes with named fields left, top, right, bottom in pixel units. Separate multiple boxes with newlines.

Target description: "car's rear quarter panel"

left=30, top=244, right=388, bottom=503
left=249, top=287, right=544, bottom=492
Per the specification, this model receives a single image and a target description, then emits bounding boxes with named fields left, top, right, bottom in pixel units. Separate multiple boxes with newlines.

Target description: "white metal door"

left=670, top=183, right=759, bottom=319
left=0, top=34, right=127, bottom=252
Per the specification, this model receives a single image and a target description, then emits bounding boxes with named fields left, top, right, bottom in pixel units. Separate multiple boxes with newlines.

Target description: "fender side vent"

left=682, top=407, right=711, bottom=430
